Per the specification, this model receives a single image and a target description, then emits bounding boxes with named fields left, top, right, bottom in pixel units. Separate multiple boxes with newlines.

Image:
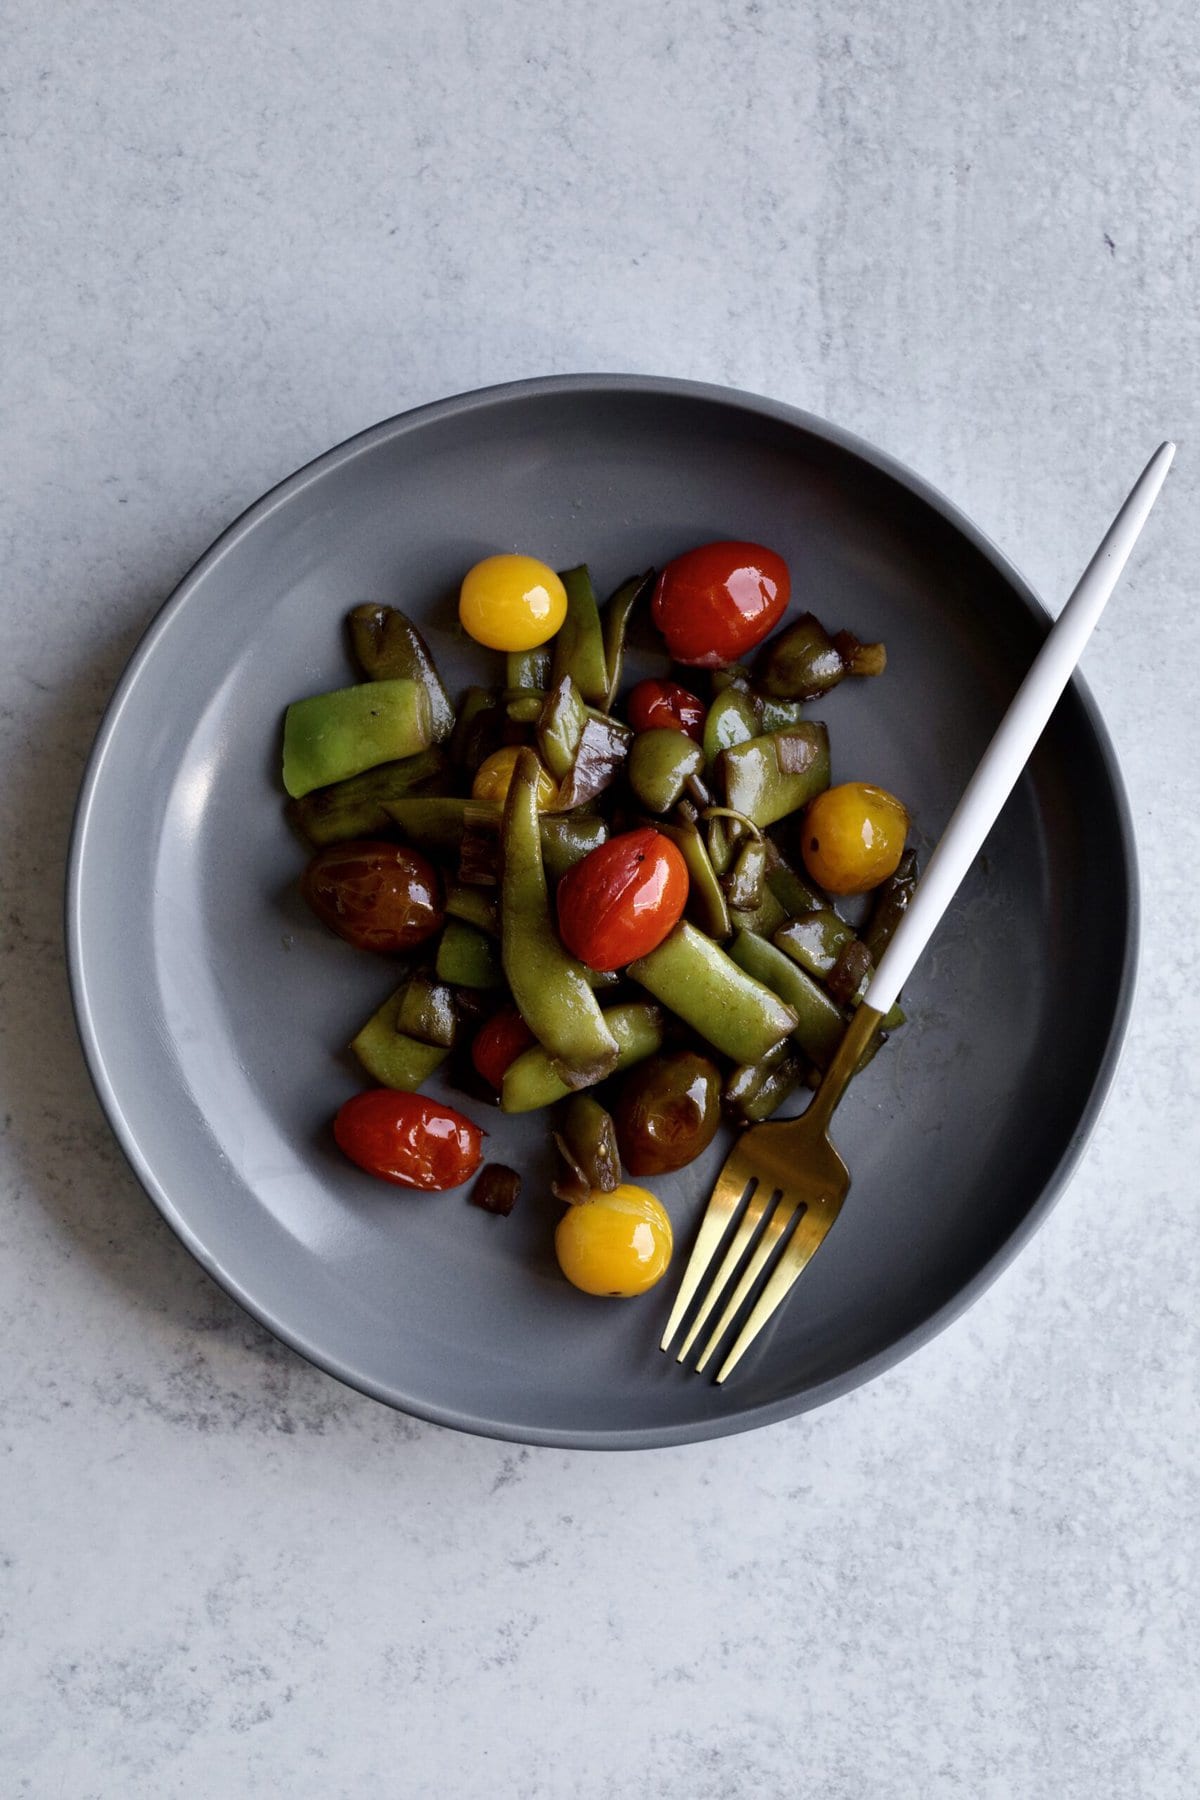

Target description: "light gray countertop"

left=2, top=4, right=1198, bottom=1795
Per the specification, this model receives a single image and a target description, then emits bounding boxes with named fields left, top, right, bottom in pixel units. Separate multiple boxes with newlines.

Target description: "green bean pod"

left=718, top=725, right=831, bottom=828
left=346, top=604, right=455, bottom=741
left=287, top=748, right=449, bottom=845
left=501, top=749, right=619, bottom=1085
left=774, top=908, right=857, bottom=979
left=728, top=929, right=846, bottom=1066
left=753, top=613, right=845, bottom=700
left=653, top=815, right=730, bottom=939
left=501, top=1003, right=665, bottom=1113
left=350, top=984, right=450, bottom=1090
left=602, top=569, right=655, bottom=711
left=443, top=884, right=500, bottom=936
left=558, top=1094, right=621, bottom=1192
left=702, top=686, right=759, bottom=769
left=862, top=848, right=919, bottom=963
left=436, top=918, right=504, bottom=989
left=282, top=678, right=433, bottom=799
left=394, top=972, right=458, bottom=1047
left=628, top=729, right=705, bottom=813
left=537, top=677, right=587, bottom=781
left=552, top=566, right=609, bottom=706
left=629, top=922, right=797, bottom=1064
left=506, top=646, right=551, bottom=692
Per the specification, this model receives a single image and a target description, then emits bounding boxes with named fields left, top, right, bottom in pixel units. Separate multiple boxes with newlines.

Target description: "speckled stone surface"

left=2, top=3, right=1198, bottom=1794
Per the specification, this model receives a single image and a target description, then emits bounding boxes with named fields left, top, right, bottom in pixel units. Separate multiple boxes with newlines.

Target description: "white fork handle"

left=865, top=441, right=1175, bottom=1017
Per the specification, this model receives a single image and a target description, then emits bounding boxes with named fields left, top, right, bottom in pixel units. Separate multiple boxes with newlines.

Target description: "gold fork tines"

left=662, top=1002, right=882, bottom=1380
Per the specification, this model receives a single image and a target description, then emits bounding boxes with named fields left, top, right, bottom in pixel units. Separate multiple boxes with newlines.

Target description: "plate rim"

left=64, top=373, right=1140, bottom=1450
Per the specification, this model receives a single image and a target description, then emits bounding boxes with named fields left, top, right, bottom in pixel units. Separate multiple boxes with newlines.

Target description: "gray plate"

left=66, top=376, right=1137, bottom=1449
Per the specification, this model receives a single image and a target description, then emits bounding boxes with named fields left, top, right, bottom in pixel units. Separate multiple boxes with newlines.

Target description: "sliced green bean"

left=719, top=725, right=831, bottom=828
left=727, top=881, right=788, bottom=940
left=287, top=748, right=449, bottom=845
left=436, top=918, right=504, bottom=988
left=501, top=750, right=619, bottom=1084
left=559, top=1094, right=621, bottom=1191
left=602, top=569, right=654, bottom=710
left=628, top=729, right=704, bottom=812
left=450, top=687, right=501, bottom=769
left=506, top=646, right=551, bottom=691
left=283, top=679, right=433, bottom=799
left=350, top=985, right=449, bottom=1090
left=728, top=929, right=846, bottom=1066
left=766, top=861, right=825, bottom=918
left=774, top=909, right=857, bottom=979
left=394, top=971, right=458, bottom=1047
left=443, top=884, right=499, bottom=936
left=552, top=566, right=609, bottom=706
left=539, top=813, right=610, bottom=877
left=346, top=604, right=454, bottom=741
left=758, top=698, right=808, bottom=733
left=537, top=676, right=587, bottom=781
left=654, top=815, right=730, bottom=939
left=726, top=1042, right=806, bottom=1121
left=703, top=686, right=759, bottom=769
left=501, top=1003, right=664, bottom=1113
left=862, top=848, right=919, bottom=964
left=722, top=837, right=769, bottom=911
left=754, top=613, right=844, bottom=700
left=629, top=922, right=797, bottom=1064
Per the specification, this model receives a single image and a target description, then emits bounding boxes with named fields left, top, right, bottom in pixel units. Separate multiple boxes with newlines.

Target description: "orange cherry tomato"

left=333, top=1089, right=484, bottom=1190
left=301, top=841, right=443, bottom=953
left=626, top=679, right=706, bottom=741
left=651, top=540, right=790, bottom=666
left=555, top=828, right=689, bottom=972
left=471, top=1009, right=536, bottom=1090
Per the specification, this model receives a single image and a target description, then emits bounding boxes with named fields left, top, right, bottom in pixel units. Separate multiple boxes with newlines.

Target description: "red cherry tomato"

left=626, top=679, right=706, bottom=741
left=651, top=540, right=789, bottom=666
left=556, top=828, right=689, bottom=972
left=471, top=1009, right=536, bottom=1090
left=334, top=1089, right=484, bottom=1190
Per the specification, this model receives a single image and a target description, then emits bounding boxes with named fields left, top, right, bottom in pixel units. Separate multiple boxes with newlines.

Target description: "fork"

left=662, top=441, right=1176, bottom=1382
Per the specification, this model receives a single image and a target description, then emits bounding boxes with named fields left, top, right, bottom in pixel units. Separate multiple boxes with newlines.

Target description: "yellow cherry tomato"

left=802, top=782, right=909, bottom=895
left=459, top=553, right=567, bottom=652
left=555, top=1184, right=673, bottom=1298
left=471, top=745, right=557, bottom=810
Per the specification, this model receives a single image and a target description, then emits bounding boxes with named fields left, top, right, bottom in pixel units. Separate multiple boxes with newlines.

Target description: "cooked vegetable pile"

left=282, top=542, right=915, bottom=1300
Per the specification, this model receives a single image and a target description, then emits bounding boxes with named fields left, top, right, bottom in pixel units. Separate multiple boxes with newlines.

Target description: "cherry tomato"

left=802, top=782, right=910, bottom=895
left=471, top=745, right=557, bottom=809
left=459, top=554, right=567, bottom=651
left=471, top=1009, right=536, bottom=1090
left=651, top=540, right=789, bottom=666
left=334, top=1089, right=484, bottom=1190
left=555, top=1184, right=673, bottom=1296
left=626, top=678, right=706, bottom=741
left=555, top=828, right=689, bottom=972
left=301, top=841, right=443, bottom=953
left=614, top=1051, right=722, bottom=1176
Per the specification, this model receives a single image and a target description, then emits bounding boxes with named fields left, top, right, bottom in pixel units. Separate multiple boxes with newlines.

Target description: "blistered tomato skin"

left=459, top=554, right=568, bottom=652
left=334, top=1089, right=484, bottom=1190
left=802, top=782, right=910, bottom=895
left=626, top=679, right=706, bottom=741
left=651, top=540, right=790, bottom=666
left=471, top=1009, right=536, bottom=1090
left=555, top=828, right=690, bottom=972
left=555, top=1184, right=674, bottom=1296
left=301, top=841, right=444, bottom=953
